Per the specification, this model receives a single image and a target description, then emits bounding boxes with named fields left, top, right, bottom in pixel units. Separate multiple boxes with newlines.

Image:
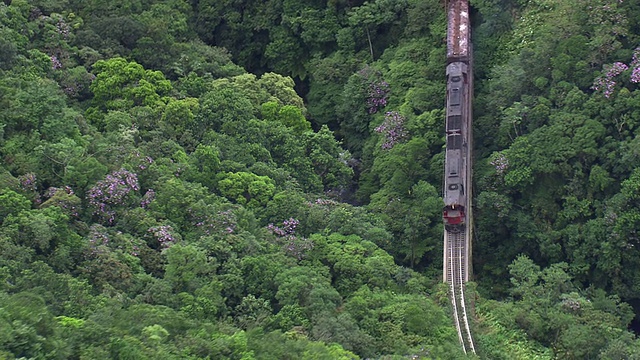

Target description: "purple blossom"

left=89, top=224, right=110, bottom=246
left=148, top=225, right=176, bottom=249
left=308, top=198, right=339, bottom=207
left=267, top=218, right=299, bottom=237
left=55, top=17, right=70, bottom=39
left=632, top=67, right=640, bottom=84
left=51, top=55, right=62, bottom=70
left=490, top=153, right=509, bottom=175
left=87, top=169, right=139, bottom=224
left=87, top=224, right=110, bottom=256
left=593, top=59, right=634, bottom=98
left=129, top=152, right=154, bottom=170
left=45, top=187, right=58, bottom=198
left=283, top=237, right=314, bottom=260
left=267, top=218, right=313, bottom=260
left=44, top=186, right=79, bottom=217
left=630, top=47, right=640, bottom=83
left=358, top=65, right=390, bottom=114
left=46, top=186, right=74, bottom=198
left=137, top=155, right=155, bottom=170
left=191, top=208, right=237, bottom=236
left=366, top=80, right=390, bottom=114
left=375, top=111, right=409, bottom=150
left=18, top=173, right=37, bottom=192
left=87, top=224, right=143, bottom=257
left=140, top=189, right=155, bottom=208
left=593, top=62, right=628, bottom=98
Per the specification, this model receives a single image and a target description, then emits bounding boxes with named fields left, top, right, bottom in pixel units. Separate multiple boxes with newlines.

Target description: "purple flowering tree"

left=490, top=152, right=509, bottom=176
left=87, top=223, right=143, bottom=257
left=140, top=189, right=155, bottom=208
left=18, top=173, right=37, bottom=192
left=191, top=208, right=237, bottom=237
left=41, top=186, right=80, bottom=217
left=148, top=225, right=178, bottom=249
left=593, top=62, right=628, bottom=98
left=87, top=169, right=140, bottom=224
left=307, top=198, right=339, bottom=207
left=593, top=48, right=640, bottom=98
left=358, top=65, right=390, bottom=114
left=126, top=151, right=155, bottom=171
left=366, top=80, right=390, bottom=114
left=87, top=224, right=110, bottom=257
left=51, top=55, right=63, bottom=70
left=55, top=16, right=70, bottom=39
left=35, top=13, right=74, bottom=71
left=632, top=48, right=640, bottom=83
left=17, top=173, right=42, bottom=204
left=267, top=218, right=314, bottom=260
left=375, top=111, right=409, bottom=150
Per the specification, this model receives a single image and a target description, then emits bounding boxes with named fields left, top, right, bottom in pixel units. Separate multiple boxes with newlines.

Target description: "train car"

left=443, top=151, right=465, bottom=231
left=443, top=0, right=471, bottom=232
left=443, top=62, right=469, bottom=232
left=447, top=0, right=470, bottom=63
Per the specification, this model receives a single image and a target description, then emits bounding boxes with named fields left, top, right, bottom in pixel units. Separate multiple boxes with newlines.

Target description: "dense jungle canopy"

left=2, top=0, right=640, bottom=358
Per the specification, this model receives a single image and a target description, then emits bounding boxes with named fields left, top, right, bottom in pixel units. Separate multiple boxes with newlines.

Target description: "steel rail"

left=447, top=230, right=466, bottom=353
left=458, top=232, right=476, bottom=353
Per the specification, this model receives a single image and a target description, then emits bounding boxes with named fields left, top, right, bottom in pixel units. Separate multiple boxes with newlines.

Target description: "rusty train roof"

left=447, top=0, right=470, bottom=60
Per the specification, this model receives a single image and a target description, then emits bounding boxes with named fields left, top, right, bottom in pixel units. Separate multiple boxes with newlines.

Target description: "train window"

left=448, top=183, right=459, bottom=190
left=460, top=184, right=464, bottom=195
left=447, top=134, right=462, bottom=149
left=447, top=115, right=462, bottom=131
left=450, top=88, right=461, bottom=104
left=448, top=158, right=459, bottom=177
left=451, top=76, right=461, bottom=82
left=449, top=87, right=461, bottom=106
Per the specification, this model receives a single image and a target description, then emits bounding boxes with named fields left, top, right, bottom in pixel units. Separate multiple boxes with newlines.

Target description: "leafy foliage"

left=2, top=0, right=640, bottom=357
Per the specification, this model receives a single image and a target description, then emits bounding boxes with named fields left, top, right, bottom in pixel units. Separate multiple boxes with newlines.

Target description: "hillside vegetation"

left=1, top=0, right=640, bottom=358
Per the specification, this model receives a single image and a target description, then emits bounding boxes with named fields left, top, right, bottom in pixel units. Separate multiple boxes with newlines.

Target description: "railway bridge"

left=442, top=0, right=475, bottom=354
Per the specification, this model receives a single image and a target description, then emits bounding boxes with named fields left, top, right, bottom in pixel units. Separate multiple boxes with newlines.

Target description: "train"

left=443, top=0, right=471, bottom=232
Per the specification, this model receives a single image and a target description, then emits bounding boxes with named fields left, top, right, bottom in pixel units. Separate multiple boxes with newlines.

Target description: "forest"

left=1, top=0, right=640, bottom=358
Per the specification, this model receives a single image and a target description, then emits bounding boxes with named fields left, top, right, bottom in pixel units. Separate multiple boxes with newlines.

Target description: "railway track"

left=442, top=0, right=475, bottom=354
left=445, top=230, right=475, bottom=354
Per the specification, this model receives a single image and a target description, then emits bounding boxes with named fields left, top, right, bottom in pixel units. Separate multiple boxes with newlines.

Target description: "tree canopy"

left=1, top=0, right=640, bottom=357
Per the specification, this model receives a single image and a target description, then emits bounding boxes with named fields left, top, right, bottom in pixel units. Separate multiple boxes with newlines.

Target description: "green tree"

left=0, top=291, right=70, bottom=359
left=275, top=266, right=340, bottom=320
left=0, top=189, right=30, bottom=224
left=1, top=206, right=77, bottom=256
left=304, top=125, right=353, bottom=191
left=132, top=1, right=192, bottom=71
left=164, top=243, right=216, bottom=293
left=149, top=177, right=211, bottom=230
left=310, top=233, right=397, bottom=296
left=88, top=57, right=172, bottom=113
left=261, top=101, right=312, bottom=134
left=218, top=172, right=276, bottom=208
left=186, top=144, right=221, bottom=189
left=347, top=0, right=409, bottom=60
left=505, top=255, right=636, bottom=359
left=194, top=86, right=255, bottom=137
left=161, top=97, right=198, bottom=136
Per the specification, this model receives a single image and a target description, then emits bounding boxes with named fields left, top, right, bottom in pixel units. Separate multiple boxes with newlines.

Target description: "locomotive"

left=443, top=0, right=470, bottom=232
